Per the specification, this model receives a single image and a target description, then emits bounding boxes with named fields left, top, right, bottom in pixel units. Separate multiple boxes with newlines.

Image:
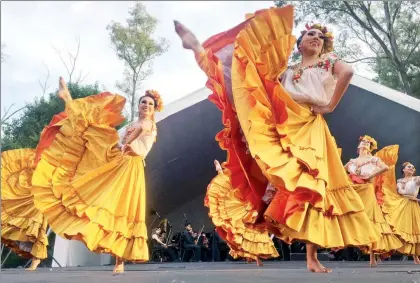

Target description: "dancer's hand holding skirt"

left=201, top=6, right=381, bottom=259
left=32, top=93, right=149, bottom=261
left=348, top=146, right=403, bottom=255
left=376, top=146, right=420, bottom=256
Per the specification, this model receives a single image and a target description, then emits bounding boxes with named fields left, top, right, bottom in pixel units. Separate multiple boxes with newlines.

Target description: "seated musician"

left=198, top=231, right=211, bottom=261
left=182, top=223, right=201, bottom=262
left=151, top=227, right=178, bottom=262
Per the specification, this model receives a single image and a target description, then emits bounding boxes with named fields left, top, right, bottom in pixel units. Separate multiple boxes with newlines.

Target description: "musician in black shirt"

left=182, top=223, right=201, bottom=262
left=151, top=227, right=178, bottom=262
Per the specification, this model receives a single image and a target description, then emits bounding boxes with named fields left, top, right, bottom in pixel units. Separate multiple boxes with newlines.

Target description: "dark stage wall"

left=144, top=82, right=420, bottom=232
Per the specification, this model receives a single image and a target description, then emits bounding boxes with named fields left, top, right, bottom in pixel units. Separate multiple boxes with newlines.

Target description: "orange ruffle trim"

left=375, top=145, right=420, bottom=255
left=352, top=183, right=402, bottom=254
left=205, top=173, right=279, bottom=260
left=1, top=149, right=49, bottom=259
left=200, top=5, right=381, bottom=255
left=32, top=93, right=150, bottom=261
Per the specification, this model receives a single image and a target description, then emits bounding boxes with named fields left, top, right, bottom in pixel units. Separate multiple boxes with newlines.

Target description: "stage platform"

left=2, top=261, right=419, bottom=283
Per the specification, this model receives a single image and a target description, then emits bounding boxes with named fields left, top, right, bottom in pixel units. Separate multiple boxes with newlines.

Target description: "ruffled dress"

left=31, top=93, right=153, bottom=261
left=201, top=6, right=381, bottom=259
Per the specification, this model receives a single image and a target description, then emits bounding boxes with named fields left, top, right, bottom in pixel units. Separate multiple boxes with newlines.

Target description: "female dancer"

left=31, top=77, right=163, bottom=274
left=206, top=160, right=278, bottom=266
left=1, top=149, right=48, bottom=271
left=379, top=156, right=420, bottom=264
left=175, top=5, right=381, bottom=273
left=344, top=135, right=402, bottom=267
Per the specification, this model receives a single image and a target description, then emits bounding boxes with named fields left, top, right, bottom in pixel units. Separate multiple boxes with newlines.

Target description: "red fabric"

left=35, top=112, right=67, bottom=165
left=348, top=174, right=367, bottom=184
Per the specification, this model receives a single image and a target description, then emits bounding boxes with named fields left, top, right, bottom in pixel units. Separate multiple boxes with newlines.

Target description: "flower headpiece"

left=145, top=89, right=164, bottom=112
left=359, top=135, right=378, bottom=152
left=300, top=22, right=334, bottom=53
left=402, top=162, right=416, bottom=171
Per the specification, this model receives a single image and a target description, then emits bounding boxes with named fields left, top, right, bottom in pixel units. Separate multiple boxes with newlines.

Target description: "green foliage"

left=107, top=2, right=169, bottom=121
left=275, top=1, right=420, bottom=98
left=1, top=82, right=101, bottom=151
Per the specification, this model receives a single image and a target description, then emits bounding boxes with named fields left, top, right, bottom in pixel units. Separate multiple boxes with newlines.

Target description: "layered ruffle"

left=198, top=8, right=277, bottom=257
left=375, top=145, right=420, bottom=256
left=199, top=5, right=380, bottom=255
left=352, top=183, right=402, bottom=254
left=205, top=173, right=278, bottom=260
left=32, top=93, right=150, bottom=261
left=1, top=149, right=48, bottom=259
left=383, top=195, right=420, bottom=255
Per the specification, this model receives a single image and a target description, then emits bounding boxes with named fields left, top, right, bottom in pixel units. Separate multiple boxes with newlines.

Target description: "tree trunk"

left=382, top=2, right=413, bottom=96
left=130, top=76, right=137, bottom=122
left=395, top=62, right=413, bottom=96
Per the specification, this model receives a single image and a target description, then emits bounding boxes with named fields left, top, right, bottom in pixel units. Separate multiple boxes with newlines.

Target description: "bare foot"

left=369, top=253, right=378, bottom=267
left=256, top=258, right=263, bottom=267
left=58, top=77, right=72, bottom=103
left=307, top=258, right=332, bottom=273
left=113, top=257, right=124, bottom=275
left=414, top=255, right=420, bottom=264
left=174, top=20, right=204, bottom=53
left=26, top=258, right=41, bottom=271
left=369, top=259, right=377, bottom=267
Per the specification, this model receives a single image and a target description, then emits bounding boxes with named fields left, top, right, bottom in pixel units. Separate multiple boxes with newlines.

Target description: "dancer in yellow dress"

left=378, top=155, right=420, bottom=264
left=31, top=77, right=163, bottom=274
left=344, top=135, right=402, bottom=267
left=1, top=149, right=49, bottom=271
left=205, top=160, right=278, bottom=266
left=175, top=5, right=380, bottom=273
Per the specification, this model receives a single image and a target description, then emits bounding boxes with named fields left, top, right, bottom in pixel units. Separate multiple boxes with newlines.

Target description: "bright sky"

left=1, top=1, right=372, bottom=114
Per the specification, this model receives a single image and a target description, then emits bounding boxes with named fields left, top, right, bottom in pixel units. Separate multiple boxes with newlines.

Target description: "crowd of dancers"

left=1, top=5, right=419, bottom=275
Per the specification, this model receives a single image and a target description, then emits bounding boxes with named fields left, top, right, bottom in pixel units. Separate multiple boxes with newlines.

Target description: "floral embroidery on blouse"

left=291, top=52, right=339, bottom=83
left=350, top=156, right=378, bottom=175
left=121, top=123, right=137, bottom=145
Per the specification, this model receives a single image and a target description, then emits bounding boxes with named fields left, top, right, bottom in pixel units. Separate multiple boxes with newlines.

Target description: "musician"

left=199, top=232, right=211, bottom=261
left=182, top=223, right=201, bottom=262
left=151, top=227, right=178, bottom=262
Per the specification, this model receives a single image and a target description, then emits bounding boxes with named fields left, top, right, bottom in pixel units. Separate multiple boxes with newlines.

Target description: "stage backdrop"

left=53, top=75, right=420, bottom=267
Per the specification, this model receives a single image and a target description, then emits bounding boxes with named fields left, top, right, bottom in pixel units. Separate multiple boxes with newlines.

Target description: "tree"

left=1, top=82, right=101, bottom=151
left=1, top=104, right=27, bottom=131
left=275, top=1, right=420, bottom=98
left=52, top=36, right=89, bottom=85
left=107, top=2, right=169, bottom=122
left=38, top=61, right=51, bottom=96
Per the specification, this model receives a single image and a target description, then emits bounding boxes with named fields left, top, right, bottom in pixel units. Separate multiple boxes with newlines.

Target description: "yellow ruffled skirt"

left=199, top=5, right=380, bottom=258
left=1, top=149, right=48, bottom=259
left=31, top=93, right=149, bottom=261
left=384, top=196, right=420, bottom=255
left=375, top=145, right=420, bottom=256
left=352, top=182, right=402, bottom=254
left=205, top=173, right=279, bottom=260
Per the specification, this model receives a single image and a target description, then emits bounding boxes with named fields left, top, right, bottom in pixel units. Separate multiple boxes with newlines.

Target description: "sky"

left=1, top=1, right=371, bottom=116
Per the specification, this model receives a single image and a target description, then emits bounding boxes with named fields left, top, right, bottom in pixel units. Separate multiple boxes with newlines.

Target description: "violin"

left=194, top=225, right=205, bottom=245
left=202, top=233, right=209, bottom=248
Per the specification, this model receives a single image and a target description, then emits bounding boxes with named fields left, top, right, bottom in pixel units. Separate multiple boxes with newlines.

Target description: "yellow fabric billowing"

left=1, top=149, right=48, bottom=259
left=31, top=93, right=149, bottom=261
left=229, top=7, right=380, bottom=248
left=352, top=183, right=402, bottom=254
left=377, top=145, right=420, bottom=255
left=205, top=173, right=279, bottom=260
